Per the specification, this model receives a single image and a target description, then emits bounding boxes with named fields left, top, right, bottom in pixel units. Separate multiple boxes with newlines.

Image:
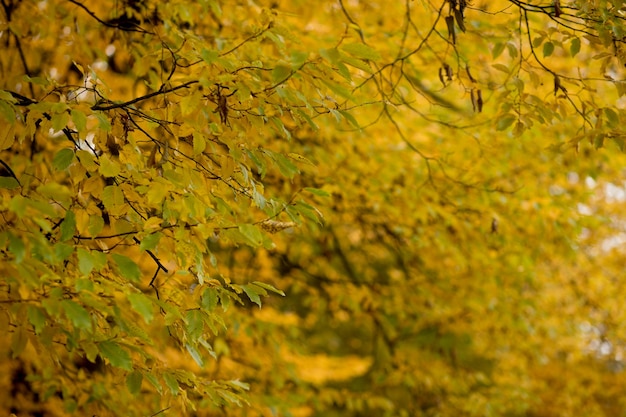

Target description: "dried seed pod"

left=443, top=63, right=453, bottom=81
left=454, top=8, right=466, bottom=32
left=466, top=65, right=476, bottom=83
left=554, top=74, right=567, bottom=95
left=445, top=15, right=456, bottom=44
left=471, top=89, right=476, bottom=112
left=476, top=89, right=483, bottom=112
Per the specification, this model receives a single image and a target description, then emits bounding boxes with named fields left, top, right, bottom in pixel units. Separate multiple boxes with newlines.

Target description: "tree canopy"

left=3, top=0, right=626, bottom=416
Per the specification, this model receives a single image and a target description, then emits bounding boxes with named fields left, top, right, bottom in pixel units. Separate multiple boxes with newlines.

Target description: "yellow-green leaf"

left=128, top=293, right=154, bottom=323
left=112, top=253, right=141, bottom=282
left=98, top=341, right=132, bottom=371
left=543, top=41, right=554, bottom=57
left=61, top=300, right=91, bottom=330
left=340, top=42, right=381, bottom=61
left=53, top=148, right=75, bottom=171
left=99, top=154, right=120, bottom=177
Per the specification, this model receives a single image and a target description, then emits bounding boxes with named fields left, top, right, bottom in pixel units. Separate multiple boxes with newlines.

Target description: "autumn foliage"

left=3, top=0, right=626, bottom=416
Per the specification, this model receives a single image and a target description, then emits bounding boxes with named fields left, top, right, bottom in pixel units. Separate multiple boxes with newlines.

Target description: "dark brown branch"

left=133, top=237, right=169, bottom=274
left=219, top=24, right=272, bottom=57
left=91, top=81, right=198, bottom=111
left=67, top=0, right=153, bottom=34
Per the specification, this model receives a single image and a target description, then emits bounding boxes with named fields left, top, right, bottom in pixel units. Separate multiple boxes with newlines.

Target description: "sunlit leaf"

left=52, top=148, right=75, bottom=171
left=126, top=371, right=143, bottom=395
left=98, top=341, right=132, bottom=371
left=112, top=254, right=141, bottom=282
left=496, top=114, right=517, bottom=131
left=59, top=210, right=76, bottom=241
left=570, top=37, right=581, bottom=57
left=60, top=300, right=91, bottom=330
left=252, top=281, right=285, bottom=296
left=186, top=343, right=204, bottom=367
left=27, top=305, right=47, bottom=334
left=163, top=372, right=180, bottom=395
left=128, top=293, right=154, bottom=323
left=242, top=284, right=263, bottom=307
left=340, top=42, right=381, bottom=61
left=543, top=41, right=554, bottom=57
left=238, top=224, right=263, bottom=247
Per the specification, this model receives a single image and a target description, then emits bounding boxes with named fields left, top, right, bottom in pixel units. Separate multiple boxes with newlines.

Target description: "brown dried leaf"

left=454, top=9, right=466, bottom=32
left=445, top=15, right=456, bottom=44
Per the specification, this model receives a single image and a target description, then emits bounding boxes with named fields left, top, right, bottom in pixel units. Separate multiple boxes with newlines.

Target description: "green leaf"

left=543, top=41, right=554, bottom=57
left=37, top=183, right=72, bottom=204
left=98, top=341, right=132, bottom=371
left=242, top=284, right=262, bottom=307
left=604, top=108, right=619, bottom=127
left=144, top=372, right=162, bottom=394
left=322, top=79, right=354, bottom=101
left=127, top=293, right=154, bottom=323
left=94, top=112, right=112, bottom=131
left=0, top=177, right=19, bottom=189
left=271, top=64, right=292, bottom=84
left=51, top=110, right=70, bottom=132
left=126, top=371, right=143, bottom=395
left=185, top=343, right=204, bottom=367
left=60, top=210, right=76, bottom=242
left=112, top=254, right=141, bottom=282
left=75, top=278, right=94, bottom=292
left=77, top=248, right=95, bottom=275
left=201, top=48, right=218, bottom=64
left=185, top=310, right=204, bottom=341
left=340, top=42, right=381, bottom=61
left=53, top=148, right=75, bottom=171
left=8, top=233, right=25, bottom=263
left=290, top=51, right=308, bottom=68
left=570, top=37, right=581, bottom=57
left=202, top=287, right=219, bottom=310
left=60, top=300, right=92, bottom=330
left=11, top=326, right=27, bottom=358
left=496, top=114, right=517, bottom=131
left=269, top=151, right=300, bottom=178
left=139, top=232, right=162, bottom=251
left=228, top=380, right=250, bottom=391
left=238, top=224, right=264, bottom=247
left=163, top=372, right=180, bottom=395
left=88, top=215, right=105, bottom=237
left=0, top=99, right=16, bottom=123
left=320, top=48, right=341, bottom=65
left=492, top=42, right=505, bottom=59
left=532, top=36, right=545, bottom=48
left=71, top=109, right=87, bottom=131
left=27, top=305, right=47, bottom=334
left=491, top=63, right=509, bottom=74
left=217, top=388, right=243, bottom=405
left=252, top=281, right=286, bottom=296
left=304, top=187, right=330, bottom=197
left=54, top=243, right=74, bottom=263
left=339, top=110, right=360, bottom=129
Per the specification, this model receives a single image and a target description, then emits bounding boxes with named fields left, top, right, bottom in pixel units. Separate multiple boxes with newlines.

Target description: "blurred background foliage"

left=3, top=0, right=626, bottom=416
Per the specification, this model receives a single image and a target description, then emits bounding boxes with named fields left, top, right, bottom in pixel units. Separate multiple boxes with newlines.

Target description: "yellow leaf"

left=0, top=122, right=15, bottom=150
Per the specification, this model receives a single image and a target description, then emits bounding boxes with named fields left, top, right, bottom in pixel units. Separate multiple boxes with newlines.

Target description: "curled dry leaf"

left=260, top=220, right=297, bottom=234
